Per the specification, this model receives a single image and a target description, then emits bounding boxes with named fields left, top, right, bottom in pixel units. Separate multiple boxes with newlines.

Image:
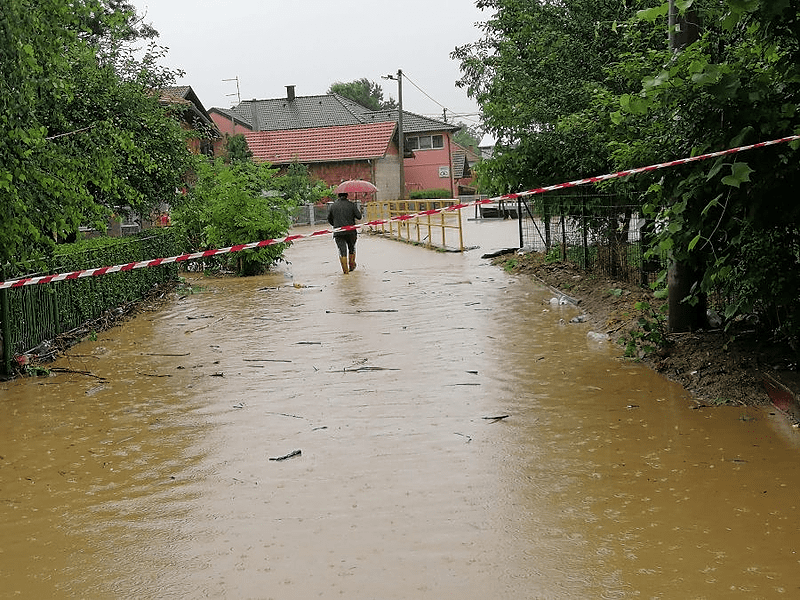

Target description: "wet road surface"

left=1, top=220, right=799, bottom=599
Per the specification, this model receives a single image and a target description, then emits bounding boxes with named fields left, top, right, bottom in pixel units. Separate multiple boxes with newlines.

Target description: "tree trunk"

left=667, top=5, right=704, bottom=333
left=667, top=262, right=707, bottom=332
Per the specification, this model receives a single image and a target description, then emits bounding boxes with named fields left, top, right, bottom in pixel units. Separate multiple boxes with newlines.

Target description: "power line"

left=402, top=72, right=447, bottom=110
left=402, top=71, right=481, bottom=127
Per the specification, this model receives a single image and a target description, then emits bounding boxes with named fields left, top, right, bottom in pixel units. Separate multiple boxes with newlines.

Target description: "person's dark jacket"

left=327, top=198, right=362, bottom=233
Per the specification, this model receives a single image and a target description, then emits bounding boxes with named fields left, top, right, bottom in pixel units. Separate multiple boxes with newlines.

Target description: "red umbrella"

left=335, top=180, right=379, bottom=194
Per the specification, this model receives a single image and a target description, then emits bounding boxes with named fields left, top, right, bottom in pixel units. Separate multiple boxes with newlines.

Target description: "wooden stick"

left=269, top=449, right=301, bottom=461
left=483, top=415, right=510, bottom=421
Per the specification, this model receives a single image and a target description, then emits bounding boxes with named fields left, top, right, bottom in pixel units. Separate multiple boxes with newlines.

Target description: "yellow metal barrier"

left=363, top=199, right=464, bottom=252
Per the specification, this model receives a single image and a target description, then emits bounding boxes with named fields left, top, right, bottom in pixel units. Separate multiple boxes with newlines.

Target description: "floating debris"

left=483, top=415, right=510, bottom=421
left=269, top=449, right=301, bottom=461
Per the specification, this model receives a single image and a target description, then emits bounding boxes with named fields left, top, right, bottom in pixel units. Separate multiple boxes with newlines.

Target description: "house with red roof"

left=209, top=86, right=477, bottom=199
left=243, top=122, right=400, bottom=199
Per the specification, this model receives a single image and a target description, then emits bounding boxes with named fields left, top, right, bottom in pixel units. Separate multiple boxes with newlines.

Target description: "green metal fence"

left=0, top=229, right=180, bottom=377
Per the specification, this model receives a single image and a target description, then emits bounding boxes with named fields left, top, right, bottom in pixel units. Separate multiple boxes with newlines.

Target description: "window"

left=405, top=135, right=445, bottom=151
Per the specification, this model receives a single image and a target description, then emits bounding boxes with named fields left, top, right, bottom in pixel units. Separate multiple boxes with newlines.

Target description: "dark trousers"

left=334, top=232, right=357, bottom=257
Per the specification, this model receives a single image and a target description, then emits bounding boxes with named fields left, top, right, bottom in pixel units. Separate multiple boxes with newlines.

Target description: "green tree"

left=603, top=1, right=800, bottom=335
left=452, top=0, right=655, bottom=194
left=456, top=0, right=800, bottom=342
left=226, top=134, right=254, bottom=163
left=329, top=78, right=396, bottom=110
left=452, top=121, right=482, bottom=152
left=171, top=158, right=299, bottom=276
left=273, top=162, right=334, bottom=206
left=0, top=0, right=190, bottom=268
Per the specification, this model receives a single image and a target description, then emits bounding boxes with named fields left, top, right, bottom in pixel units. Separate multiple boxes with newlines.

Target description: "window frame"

left=405, top=134, right=445, bottom=151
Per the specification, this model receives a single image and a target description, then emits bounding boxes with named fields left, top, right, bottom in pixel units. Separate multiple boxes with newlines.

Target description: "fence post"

left=457, top=206, right=464, bottom=252
left=582, top=198, right=589, bottom=269
left=517, top=198, right=524, bottom=248
left=50, top=284, right=60, bottom=337
left=0, top=265, right=11, bottom=377
left=543, top=198, right=551, bottom=252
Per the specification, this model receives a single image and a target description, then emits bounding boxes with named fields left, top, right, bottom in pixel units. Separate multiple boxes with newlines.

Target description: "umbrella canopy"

left=335, top=179, right=379, bottom=194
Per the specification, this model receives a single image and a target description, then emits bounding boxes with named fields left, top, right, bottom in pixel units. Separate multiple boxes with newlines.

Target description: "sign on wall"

left=438, top=166, right=450, bottom=178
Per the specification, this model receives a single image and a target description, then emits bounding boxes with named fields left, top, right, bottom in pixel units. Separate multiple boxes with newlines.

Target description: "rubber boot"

left=348, top=253, right=357, bottom=272
left=339, top=256, right=349, bottom=274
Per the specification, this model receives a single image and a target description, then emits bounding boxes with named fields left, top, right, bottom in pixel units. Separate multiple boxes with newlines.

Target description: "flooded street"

left=2, top=220, right=799, bottom=599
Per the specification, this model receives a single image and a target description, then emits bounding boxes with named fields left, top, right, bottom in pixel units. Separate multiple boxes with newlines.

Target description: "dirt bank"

left=494, top=251, right=800, bottom=425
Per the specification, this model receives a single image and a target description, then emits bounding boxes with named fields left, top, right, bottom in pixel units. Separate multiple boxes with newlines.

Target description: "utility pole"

left=383, top=70, right=406, bottom=199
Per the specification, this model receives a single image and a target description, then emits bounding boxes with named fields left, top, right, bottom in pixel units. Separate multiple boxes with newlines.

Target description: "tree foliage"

left=272, top=162, right=334, bottom=206
left=170, top=155, right=333, bottom=277
left=453, top=0, right=656, bottom=192
left=328, top=78, right=396, bottom=110
left=606, top=1, right=800, bottom=337
left=225, top=134, right=254, bottom=163
left=454, top=0, right=800, bottom=343
left=0, top=0, right=191, bottom=268
left=452, top=121, right=482, bottom=152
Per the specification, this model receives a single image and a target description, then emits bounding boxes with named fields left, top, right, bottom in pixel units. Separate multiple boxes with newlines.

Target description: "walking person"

left=327, top=192, right=362, bottom=274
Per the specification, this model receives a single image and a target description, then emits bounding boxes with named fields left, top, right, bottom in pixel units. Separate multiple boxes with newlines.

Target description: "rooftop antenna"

left=222, top=76, right=241, bottom=135
left=223, top=76, right=241, bottom=106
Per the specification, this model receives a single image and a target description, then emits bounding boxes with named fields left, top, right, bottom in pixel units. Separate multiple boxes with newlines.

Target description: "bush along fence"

left=0, top=229, right=180, bottom=377
left=518, top=188, right=664, bottom=286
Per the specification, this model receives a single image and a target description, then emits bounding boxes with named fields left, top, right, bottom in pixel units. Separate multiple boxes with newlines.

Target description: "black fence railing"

left=519, top=189, right=664, bottom=286
left=1, top=229, right=180, bottom=377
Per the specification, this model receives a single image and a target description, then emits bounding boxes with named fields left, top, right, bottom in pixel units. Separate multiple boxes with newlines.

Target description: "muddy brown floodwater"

left=1, top=220, right=800, bottom=599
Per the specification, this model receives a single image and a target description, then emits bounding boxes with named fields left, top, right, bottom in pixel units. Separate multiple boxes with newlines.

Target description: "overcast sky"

left=129, top=0, right=488, bottom=131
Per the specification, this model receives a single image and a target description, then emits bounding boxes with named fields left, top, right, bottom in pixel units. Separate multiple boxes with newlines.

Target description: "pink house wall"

left=403, top=134, right=456, bottom=197
left=210, top=112, right=252, bottom=157
left=211, top=112, right=251, bottom=136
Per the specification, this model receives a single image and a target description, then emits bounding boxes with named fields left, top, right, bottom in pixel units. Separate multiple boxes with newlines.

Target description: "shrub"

left=409, top=189, right=453, bottom=199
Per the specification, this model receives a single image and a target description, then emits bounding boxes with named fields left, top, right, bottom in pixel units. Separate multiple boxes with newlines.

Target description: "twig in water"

left=269, top=449, right=301, bottom=461
left=48, top=367, right=107, bottom=381
left=185, top=316, right=225, bottom=334
left=483, top=415, right=510, bottom=421
left=267, top=412, right=305, bottom=420
left=243, top=358, right=293, bottom=363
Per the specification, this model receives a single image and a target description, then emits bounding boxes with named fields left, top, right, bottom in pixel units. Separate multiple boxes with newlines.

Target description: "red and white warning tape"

left=2, top=134, right=798, bottom=290
left=495, top=135, right=800, bottom=200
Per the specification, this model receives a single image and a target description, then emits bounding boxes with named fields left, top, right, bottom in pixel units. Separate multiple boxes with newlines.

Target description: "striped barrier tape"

left=495, top=135, right=800, bottom=200
left=2, top=134, right=798, bottom=290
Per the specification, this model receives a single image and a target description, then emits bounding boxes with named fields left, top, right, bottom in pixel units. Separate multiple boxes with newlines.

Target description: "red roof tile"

left=245, top=121, right=397, bottom=164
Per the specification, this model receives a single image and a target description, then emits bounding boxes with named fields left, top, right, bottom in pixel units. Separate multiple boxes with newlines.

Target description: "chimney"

left=286, top=85, right=296, bottom=101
